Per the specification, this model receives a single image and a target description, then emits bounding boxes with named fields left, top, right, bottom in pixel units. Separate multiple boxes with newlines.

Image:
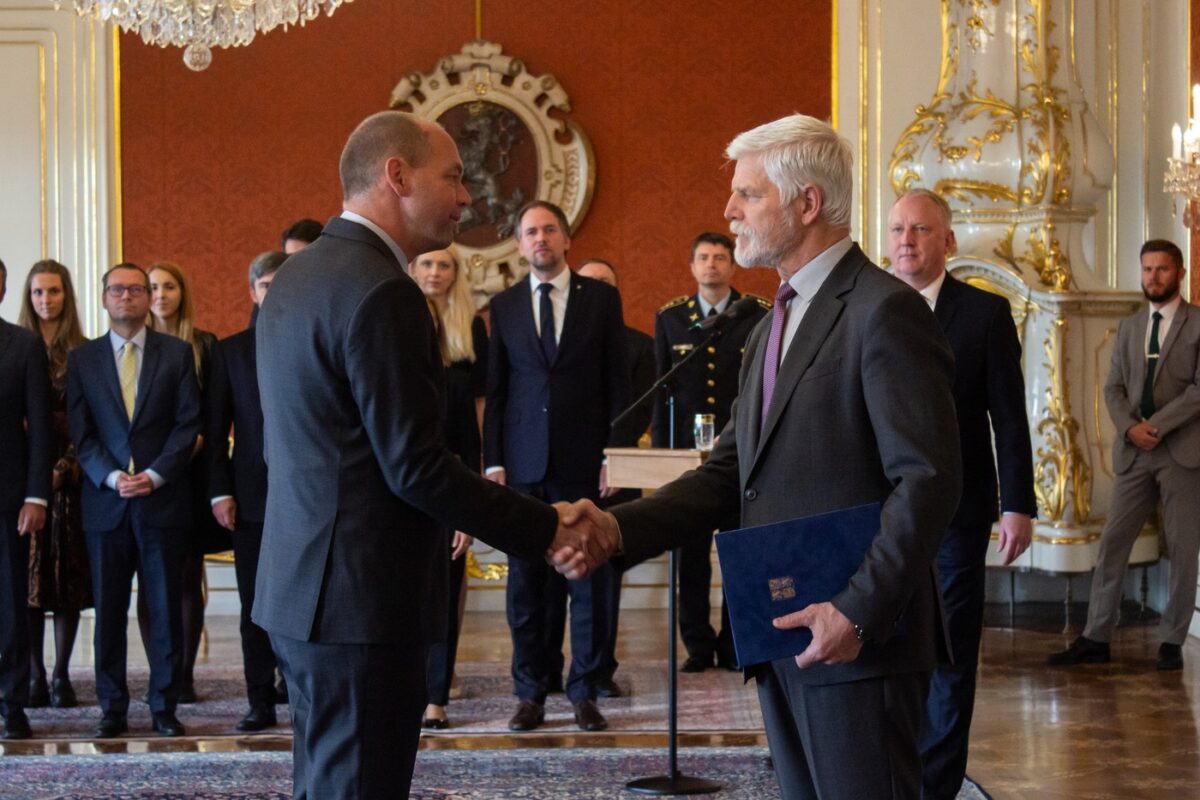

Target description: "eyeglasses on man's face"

left=105, top=284, right=148, bottom=298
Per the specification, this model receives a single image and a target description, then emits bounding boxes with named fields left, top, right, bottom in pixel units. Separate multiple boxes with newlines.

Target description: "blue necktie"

left=538, top=283, right=557, bottom=363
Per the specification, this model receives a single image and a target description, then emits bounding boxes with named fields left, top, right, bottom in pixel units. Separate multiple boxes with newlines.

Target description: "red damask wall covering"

left=120, top=1, right=832, bottom=337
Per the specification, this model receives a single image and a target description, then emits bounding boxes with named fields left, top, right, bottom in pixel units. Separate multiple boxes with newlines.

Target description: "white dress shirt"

left=916, top=269, right=948, bottom=311
left=779, top=237, right=854, bottom=357
left=341, top=210, right=410, bottom=271
left=529, top=267, right=572, bottom=342
left=1146, top=294, right=1183, bottom=355
left=105, top=327, right=164, bottom=490
left=697, top=291, right=732, bottom=318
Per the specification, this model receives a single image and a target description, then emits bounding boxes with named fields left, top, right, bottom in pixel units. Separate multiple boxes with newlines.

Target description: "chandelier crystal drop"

left=55, top=0, right=352, bottom=70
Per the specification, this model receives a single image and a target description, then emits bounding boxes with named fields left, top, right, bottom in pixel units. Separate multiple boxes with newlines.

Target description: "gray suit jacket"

left=1105, top=300, right=1200, bottom=472
left=253, top=217, right=558, bottom=645
left=612, top=244, right=962, bottom=685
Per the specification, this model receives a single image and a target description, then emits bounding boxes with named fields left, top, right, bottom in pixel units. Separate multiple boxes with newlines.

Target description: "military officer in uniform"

left=651, top=231, right=769, bottom=672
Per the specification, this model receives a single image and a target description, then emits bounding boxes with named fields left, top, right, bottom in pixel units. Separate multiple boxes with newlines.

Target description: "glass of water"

left=694, top=413, right=716, bottom=451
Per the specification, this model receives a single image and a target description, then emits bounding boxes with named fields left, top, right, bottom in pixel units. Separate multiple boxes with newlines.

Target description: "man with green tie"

left=1050, top=239, right=1200, bottom=671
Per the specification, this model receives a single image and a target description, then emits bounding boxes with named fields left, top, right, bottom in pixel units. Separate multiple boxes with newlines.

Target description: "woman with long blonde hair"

left=142, top=261, right=219, bottom=704
left=17, top=260, right=92, bottom=708
left=409, top=246, right=488, bottom=729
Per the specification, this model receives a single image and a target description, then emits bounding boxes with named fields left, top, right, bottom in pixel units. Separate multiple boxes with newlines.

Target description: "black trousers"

left=272, top=632, right=426, bottom=800
left=0, top=512, right=31, bottom=715
left=678, top=529, right=718, bottom=659
left=758, top=661, right=927, bottom=800
left=231, top=521, right=278, bottom=707
left=508, top=481, right=611, bottom=705
left=85, top=511, right=183, bottom=714
left=425, top=537, right=467, bottom=706
left=919, top=523, right=990, bottom=800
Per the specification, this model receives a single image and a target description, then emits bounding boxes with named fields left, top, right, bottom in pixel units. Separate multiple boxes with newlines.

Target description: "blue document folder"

left=714, top=502, right=882, bottom=668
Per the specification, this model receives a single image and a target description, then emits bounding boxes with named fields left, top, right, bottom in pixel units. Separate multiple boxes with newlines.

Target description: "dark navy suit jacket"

left=205, top=327, right=267, bottom=523
left=0, top=320, right=53, bottom=512
left=484, top=271, right=632, bottom=486
left=935, top=273, right=1036, bottom=528
left=67, top=329, right=201, bottom=532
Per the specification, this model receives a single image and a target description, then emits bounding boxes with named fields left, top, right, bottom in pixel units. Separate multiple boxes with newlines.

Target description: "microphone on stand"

left=690, top=295, right=762, bottom=331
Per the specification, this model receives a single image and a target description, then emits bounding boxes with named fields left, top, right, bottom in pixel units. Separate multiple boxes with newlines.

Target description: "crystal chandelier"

left=56, top=0, right=352, bottom=71
left=1164, top=84, right=1200, bottom=230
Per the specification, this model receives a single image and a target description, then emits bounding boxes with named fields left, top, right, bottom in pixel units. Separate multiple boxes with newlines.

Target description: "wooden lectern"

left=603, top=446, right=720, bottom=796
left=603, top=446, right=708, bottom=492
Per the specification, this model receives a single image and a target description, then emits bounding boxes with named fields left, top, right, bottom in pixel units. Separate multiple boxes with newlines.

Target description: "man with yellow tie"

left=67, top=263, right=200, bottom=738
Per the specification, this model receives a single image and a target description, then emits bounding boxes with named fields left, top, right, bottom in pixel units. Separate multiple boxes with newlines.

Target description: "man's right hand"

left=1127, top=421, right=1160, bottom=451
left=212, top=498, right=237, bottom=531
left=547, top=500, right=619, bottom=580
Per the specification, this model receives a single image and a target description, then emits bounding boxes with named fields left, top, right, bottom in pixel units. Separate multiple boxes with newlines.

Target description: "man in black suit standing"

left=888, top=188, right=1035, bottom=800
left=206, top=250, right=286, bottom=733
left=0, top=258, right=53, bottom=741
left=68, top=263, right=201, bottom=739
left=651, top=232, right=769, bottom=673
left=253, top=112, right=614, bottom=800
left=577, top=257, right=654, bottom=697
left=484, top=202, right=631, bottom=732
left=566, top=114, right=962, bottom=799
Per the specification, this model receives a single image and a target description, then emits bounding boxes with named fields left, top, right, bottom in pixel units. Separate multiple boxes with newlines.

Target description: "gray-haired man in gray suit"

left=560, top=114, right=962, bottom=799
left=1050, top=239, right=1200, bottom=671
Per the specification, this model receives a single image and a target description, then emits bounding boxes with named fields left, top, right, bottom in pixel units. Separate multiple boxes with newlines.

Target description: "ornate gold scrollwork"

left=465, top=550, right=508, bottom=581
left=993, top=222, right=1071, bottom=291
left=1033, top=319, right=1092, bottom=522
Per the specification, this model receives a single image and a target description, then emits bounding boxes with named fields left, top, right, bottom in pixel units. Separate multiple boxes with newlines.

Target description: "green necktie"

left=1139, top=311, right=1162, bottom=420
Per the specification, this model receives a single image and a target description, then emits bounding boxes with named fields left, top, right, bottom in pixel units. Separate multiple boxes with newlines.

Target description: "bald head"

left=578, top=259, right=618, bottom=287
left=339, top=111, right=433, bottom=200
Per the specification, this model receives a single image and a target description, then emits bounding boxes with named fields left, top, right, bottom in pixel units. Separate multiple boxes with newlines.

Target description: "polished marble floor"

left=11, top=608, right=1200, bottom=799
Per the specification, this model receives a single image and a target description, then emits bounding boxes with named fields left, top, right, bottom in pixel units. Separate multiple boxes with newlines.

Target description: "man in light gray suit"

left=1050, top=239, right=1200, bottom=671
left=561, top=115, right=962, bottom=799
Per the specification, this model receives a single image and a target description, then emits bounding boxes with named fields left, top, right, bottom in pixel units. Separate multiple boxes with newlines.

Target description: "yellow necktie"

left=120, top=341, right=137, bottom=419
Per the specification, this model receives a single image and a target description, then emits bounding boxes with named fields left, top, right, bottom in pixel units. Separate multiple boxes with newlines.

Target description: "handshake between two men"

left=546, top=500, right=620, bottom=580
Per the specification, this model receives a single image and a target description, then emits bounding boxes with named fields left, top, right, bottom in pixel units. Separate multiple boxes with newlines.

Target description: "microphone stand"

left=611, top=326, right=724, bottom=797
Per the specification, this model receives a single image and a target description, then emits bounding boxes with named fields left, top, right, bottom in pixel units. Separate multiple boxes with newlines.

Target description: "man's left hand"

left=996, top=512, right=1033, bottom=565
left=774, top=602, right=863, bottom=668
left=117, top=472, right=155, bottom=498
left=16, top=503, right=46, bottom=536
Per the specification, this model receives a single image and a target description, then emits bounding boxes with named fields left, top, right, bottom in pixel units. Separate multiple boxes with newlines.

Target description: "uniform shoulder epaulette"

left=747, top=293, right=772, bottom=310
left=658, top=295, right=690, bottom=313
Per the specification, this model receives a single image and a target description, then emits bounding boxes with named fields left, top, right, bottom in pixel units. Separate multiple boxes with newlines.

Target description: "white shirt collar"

left=529, top=266, right=573, bottom=295
left=698, top=291, right=733, bottom=317
left=786, top=237, right=854, bottom=301
left=109, top=326, right=147, bottom=353
left=917, top=269, right=948, bottom=310
left=340, top=210, right=409, bottom=271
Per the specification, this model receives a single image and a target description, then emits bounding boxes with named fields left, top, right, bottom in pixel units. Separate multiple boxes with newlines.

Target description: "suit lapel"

left=513, top=284, right=549, bottom=369
left=739, top=320, right=769, bottom=458
left=132, top=331, right=162, bottom=426
left=933, top=273, right=960, bottom=332
left=0, top=321, right=13, bottom=364
left=752, top=250, right=860, bottom=466
left=96, top=335, right=128, bottom=426
left=1127, top=306, right=1150, bottom=396
left=555, top=273, right=585, bottom=366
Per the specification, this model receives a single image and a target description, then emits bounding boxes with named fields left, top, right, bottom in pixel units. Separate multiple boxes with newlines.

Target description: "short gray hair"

left=895, top=188, right=953, bottom=227
left=339, top=111, right=432, bottom=200
left=248, top=250, right=288, bottom=285
left=725, top=114, right=853, bottom=228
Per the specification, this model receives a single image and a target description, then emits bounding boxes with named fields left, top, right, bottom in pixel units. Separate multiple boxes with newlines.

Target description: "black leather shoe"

left=178, top=683, right=198, bottom=704
left=27, top=677, right=50, bottom=709
left=235, top=703, right=277, bottom=732
left=50, top=678, right=78, bottom=709
left=421, top=715, right=449, bottom=730
left=508, top=700, right=544, bottom=731
left=593, top=678, right=623, bottom=698
left=573, top=699, right=608, bottom=731
left=681, top=654, right=711, bottom=673
left=1048, top=636, right=1111, bottom=665
left=1157, top=643, right=1184, bottom=671
left=2, top=708, right=32, bottom=740
left=152, top=712, right=185, bottom=737
left=94, top=712, right=128, bottom=739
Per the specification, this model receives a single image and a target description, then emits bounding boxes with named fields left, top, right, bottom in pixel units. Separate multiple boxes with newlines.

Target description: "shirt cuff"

left=145, top=469, right=165, bottom=489
left=211, top=495, right=234, bottom=506
left=485, top=466, right=505, bottom=476
left=105, top=471, right=123, bottom=490
left=23, top=498, right=48, bottom=508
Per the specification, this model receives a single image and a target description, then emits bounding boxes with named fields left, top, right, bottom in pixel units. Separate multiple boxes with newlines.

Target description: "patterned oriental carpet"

left=0, top=749, right=990, bottom=799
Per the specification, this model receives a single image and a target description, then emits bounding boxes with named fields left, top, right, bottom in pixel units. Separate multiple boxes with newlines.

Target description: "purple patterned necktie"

left=761, top=281, right=798, bottom=428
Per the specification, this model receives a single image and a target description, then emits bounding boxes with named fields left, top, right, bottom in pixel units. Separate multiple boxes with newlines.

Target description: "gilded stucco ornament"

left=391, top=40, right=596, bottom=305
